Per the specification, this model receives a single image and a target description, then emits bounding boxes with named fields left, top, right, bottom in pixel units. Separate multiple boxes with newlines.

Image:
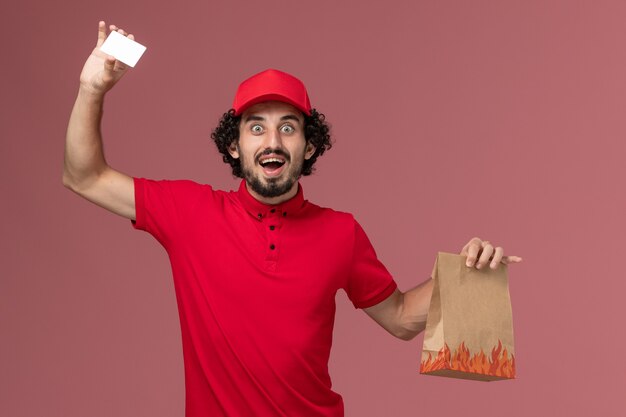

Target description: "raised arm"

left=62, top=21, right=137, bottom=221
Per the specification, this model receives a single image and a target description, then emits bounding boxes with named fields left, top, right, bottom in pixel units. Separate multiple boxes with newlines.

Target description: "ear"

left=228, top=141, right=240, bottom=159
left=304, top=141, right=316, bottom=160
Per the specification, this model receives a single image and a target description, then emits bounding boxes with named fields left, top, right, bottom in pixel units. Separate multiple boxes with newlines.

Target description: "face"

left=228, top=101, right=316, bottom=200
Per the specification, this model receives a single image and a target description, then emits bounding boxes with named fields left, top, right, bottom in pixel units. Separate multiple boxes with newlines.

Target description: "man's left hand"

left=460, top=237, right=523, bottom=269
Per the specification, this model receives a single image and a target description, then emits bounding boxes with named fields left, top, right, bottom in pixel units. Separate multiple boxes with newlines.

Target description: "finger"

left=128, top=33, right=135, bottom=41
left=465, top=240, right=482, bottom=267
left=114, top=60, right=128, bottom=72
left=104, top=55, right=117, bottom=73
left=117, top=28, right=126, bottom=36
left=502, top=256, right=523, bottom=265
left=109, top=24, right=117, bottom=34
left=461, top=237, right=480, bottom=256
left=97, top=21, right=107, bottom=46
left=476, top=242, right=494, bottom=269
left=490, top=247, right=504, bottom=269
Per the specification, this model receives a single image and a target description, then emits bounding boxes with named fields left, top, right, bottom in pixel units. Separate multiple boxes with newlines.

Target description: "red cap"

left=232, top=69, right=312, bottom=116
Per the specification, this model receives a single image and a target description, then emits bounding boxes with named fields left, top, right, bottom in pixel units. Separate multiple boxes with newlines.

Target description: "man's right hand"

left=79, top=21, right=135, bottom=96
left=64, top=20, right=138, bottom=222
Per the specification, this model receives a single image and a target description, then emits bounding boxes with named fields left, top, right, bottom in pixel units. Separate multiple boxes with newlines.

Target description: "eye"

left=251, top=124, right=263, bottom=134
left=280, top=124, right=295, bottom=134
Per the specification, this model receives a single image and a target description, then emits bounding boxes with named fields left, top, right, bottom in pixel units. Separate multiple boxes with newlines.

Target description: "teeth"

left=260, top=158, right=285, bottom=165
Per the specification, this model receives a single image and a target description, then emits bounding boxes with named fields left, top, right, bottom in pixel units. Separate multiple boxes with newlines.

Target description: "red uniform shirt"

left=131, top=177, right=398, bottom=417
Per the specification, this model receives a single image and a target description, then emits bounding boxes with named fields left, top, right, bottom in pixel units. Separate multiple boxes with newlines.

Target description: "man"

left=63, top=22, right=522, bottom=417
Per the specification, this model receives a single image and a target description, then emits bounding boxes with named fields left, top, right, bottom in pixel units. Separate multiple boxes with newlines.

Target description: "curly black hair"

left=211, top=108, right=332, bottom=178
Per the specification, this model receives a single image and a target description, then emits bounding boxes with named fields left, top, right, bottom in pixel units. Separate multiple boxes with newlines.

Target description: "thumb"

left=502, top=255, right=523, bottom=265
left=104, top=55, right=116, bottom=72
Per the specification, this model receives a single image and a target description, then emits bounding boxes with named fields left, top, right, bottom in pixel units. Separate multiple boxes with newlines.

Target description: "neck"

left=246, top=181, right=299, bottom=205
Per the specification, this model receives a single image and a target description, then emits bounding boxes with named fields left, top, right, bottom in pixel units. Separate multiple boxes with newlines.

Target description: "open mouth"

left=258, top=156, right=287, bottom=176
left=259, top=158, right=285, bottom=170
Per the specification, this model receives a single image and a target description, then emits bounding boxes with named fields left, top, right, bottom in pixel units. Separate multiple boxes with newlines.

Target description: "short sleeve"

left=344, top=219, right=398, bottom=309
left=130, top=177, right=207, bottom=248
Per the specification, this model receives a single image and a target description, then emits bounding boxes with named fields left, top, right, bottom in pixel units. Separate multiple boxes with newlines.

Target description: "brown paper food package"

left=420, top=252, right=516, bottom=381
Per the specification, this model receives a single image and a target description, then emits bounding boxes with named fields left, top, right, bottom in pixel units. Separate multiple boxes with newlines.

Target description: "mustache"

left=256, top=148, right=290, bottom=163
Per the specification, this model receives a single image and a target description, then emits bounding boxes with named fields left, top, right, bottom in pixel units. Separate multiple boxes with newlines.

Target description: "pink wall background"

left=2, top=1, right=624, bottom=416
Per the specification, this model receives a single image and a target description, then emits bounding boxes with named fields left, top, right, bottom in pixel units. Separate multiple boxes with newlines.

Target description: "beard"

left=240, top=148, right=304, bottom=198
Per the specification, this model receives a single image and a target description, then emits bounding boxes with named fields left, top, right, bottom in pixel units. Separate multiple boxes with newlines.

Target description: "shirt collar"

left=236, top=179, right=306, bottom=219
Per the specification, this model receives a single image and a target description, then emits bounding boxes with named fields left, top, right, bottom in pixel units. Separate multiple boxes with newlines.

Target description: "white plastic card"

left=100, top=30, right=147, bottom=68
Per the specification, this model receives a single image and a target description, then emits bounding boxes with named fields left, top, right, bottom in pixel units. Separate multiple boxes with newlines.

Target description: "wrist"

left=78, top=84, right=107, bottom=102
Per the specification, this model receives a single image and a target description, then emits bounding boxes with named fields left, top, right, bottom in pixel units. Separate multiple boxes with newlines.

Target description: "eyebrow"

left=243, top=114, right=303, bottom=124
left=280, top=114, right=302, bottom=123
left=243, top=115, right=265, bottom=123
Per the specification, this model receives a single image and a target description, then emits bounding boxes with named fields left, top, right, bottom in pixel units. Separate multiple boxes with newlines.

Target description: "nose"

left=264, top=126, right=283, bottom=149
